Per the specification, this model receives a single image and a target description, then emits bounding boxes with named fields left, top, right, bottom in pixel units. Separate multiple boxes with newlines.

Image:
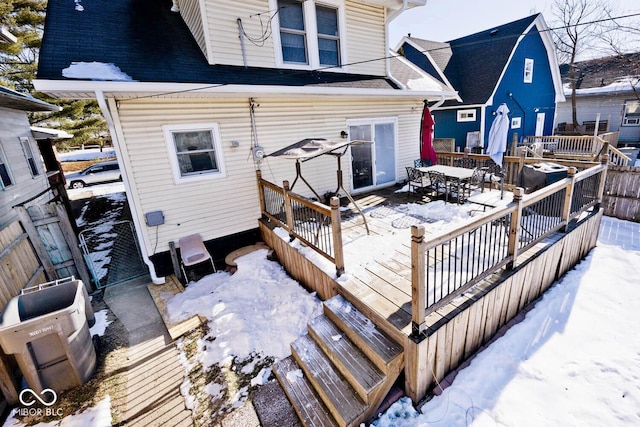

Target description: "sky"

left=389, top=0, right=640, bottom=59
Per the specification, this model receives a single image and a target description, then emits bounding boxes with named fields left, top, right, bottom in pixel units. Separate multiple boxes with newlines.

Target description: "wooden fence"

left=602, top=165, right=640, bottom=222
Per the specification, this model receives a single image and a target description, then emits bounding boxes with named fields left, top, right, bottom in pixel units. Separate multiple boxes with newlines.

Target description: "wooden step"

left=291, top=335, right=368, bottom=427
left=307, top=315, right=384, bottom=404
left=272, top=356, right=338, bottom=427
left=323, top=295, right=403, bottom=374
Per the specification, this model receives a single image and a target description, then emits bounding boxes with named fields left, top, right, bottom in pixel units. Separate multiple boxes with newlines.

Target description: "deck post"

left=596, top=154, right=609, bottom=207
left=561, top=167, right=577, bottom=228
left=507, top=187, right=524, bottom=270
left=330, top=197, right=345, bottom=277
left=256, top=170, right=266, bottom=214
left=410, top=225, right=427, bottom=338
left=282, top=180, right=294, bottom=240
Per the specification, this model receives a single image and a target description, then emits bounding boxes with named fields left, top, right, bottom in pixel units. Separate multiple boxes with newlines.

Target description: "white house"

left=0, top=86, right=60, bottom=228
left=35, top=0, right=457, bottom=283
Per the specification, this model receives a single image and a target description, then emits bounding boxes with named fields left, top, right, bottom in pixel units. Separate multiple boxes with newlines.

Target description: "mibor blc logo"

left=15, top=388, right=63, bottom=417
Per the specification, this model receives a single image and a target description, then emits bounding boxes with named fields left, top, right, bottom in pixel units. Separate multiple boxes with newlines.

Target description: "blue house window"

left=524, top=58, right=534, bottom=83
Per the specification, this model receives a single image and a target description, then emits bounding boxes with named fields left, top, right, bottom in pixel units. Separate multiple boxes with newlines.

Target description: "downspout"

left=386, top=0, right=409, bottom=84
left=95, top=90, right=165, bottom=284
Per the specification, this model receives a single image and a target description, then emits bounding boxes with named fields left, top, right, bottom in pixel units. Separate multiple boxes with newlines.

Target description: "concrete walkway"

left=104, top=276, right=192, bottom=426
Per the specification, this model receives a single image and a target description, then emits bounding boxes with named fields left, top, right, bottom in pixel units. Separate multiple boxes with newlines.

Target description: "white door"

left=535, top=113, right=546, bottom=136
left=348, top=119, right=397, bottom=191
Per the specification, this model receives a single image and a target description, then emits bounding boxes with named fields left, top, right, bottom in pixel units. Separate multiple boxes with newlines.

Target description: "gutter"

left=95, top=90, right=165, bottom=285
left=386, top=0, right=409, bottom=84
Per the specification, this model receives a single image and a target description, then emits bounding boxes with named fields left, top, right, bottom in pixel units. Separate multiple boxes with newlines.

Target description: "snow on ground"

left=58, top=148, right=115, bottom=162
left=166, top=250, right=323, bottom=368
left=89, top=310, right=113, bottom=337
left=3, top=396, right=111, bottom=427
left=372, top=215, right=640, bottom=427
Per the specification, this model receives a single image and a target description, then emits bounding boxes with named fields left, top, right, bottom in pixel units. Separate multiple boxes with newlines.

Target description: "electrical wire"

left=118, top=11, right=640, bottom=102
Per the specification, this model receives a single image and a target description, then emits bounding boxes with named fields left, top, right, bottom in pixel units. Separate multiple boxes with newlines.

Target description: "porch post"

left=330, top=197, right=344, bottom=277
left=561, top=167, right=577, bottom=229
left=410, top=225, right=426, bottom=337
left=597, top=154, right=609, bottom=204
left=507, top=187, right=524, bottom=270
left=282, top=180, right=294, bottom=239
left=256, top=170, right=266, bottom=214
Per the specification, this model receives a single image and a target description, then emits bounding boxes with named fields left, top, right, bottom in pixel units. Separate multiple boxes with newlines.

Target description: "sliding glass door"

left=348, top=118, right=397, bottom=191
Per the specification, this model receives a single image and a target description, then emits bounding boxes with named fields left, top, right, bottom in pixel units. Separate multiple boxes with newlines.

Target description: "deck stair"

left=273, top=295, right=404, bottom=427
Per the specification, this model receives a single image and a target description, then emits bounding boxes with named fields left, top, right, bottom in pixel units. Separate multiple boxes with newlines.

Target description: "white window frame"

left=457, top=109, right=476, bottom=122
left=162, top=123, right=227, bottom=184
left=0, top=142, right=13, bottom=190
left=511, top=117, right=522, bottom=129
left=622, top=100, right=640, bottom=126
left=524, top=58, right=534, bottom=83
left=270, top=0, right=347, bottom=71
left=20, top=137, right=40, bottom=177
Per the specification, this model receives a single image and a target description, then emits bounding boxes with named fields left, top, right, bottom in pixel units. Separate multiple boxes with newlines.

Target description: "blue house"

left=396, top=14, right=565, bottom=152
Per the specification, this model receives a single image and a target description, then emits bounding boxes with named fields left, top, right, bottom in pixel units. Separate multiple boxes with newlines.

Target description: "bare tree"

left=551, top=0, right=613, bottom=129
left=599, top=11, right=640, bottom=100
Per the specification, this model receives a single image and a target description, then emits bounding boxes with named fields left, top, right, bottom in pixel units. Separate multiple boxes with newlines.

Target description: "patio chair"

left=179, top=233, right=216, bottom=281
left=454, top=157, right=476, bottom=169
left=427, top=171, right=449, bottom=202
left=406, top=166, right=431, bottom=196
left=458, top=167, right=487, bottom=203
left=414, top=158, right=431, bottom=168
left=482, top=159, right=503, bottom=190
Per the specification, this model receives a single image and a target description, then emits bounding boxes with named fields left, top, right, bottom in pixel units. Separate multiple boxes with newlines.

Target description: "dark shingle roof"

left=0, top=86, right=59, bottom=111
left=407, top=14, right=539, bottom=105
left=37, top=0, right=397, bottom=90
left=560, top=53, right=640, bottom=89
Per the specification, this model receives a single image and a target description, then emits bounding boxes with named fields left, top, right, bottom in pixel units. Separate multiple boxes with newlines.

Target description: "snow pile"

left=58, top=148, right=116, bottom=162
left=62, top=62, right=134, bottom=82
left=372, top=216, right=640, bottom=426
left=89, top=309, right=112, bottom=337
left=3, top=396, right=111, bottom=427
left=166, top=249, right=323, bottom=367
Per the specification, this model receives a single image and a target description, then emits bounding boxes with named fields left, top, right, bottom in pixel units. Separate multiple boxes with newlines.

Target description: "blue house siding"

left=433, top=108, right=481, bottom=151
left=487, top=29, right=557, bottom=143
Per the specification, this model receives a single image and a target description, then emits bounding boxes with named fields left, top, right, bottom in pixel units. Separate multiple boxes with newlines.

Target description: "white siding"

left=555, top=95, right=625, bottom=132
left=179, top=0, right=208, bottom=60
left=113, top=96, right=423, bottom=255
left=344, top=0, right=386, bottom=76
left=205, top=0, right=276, bottom=67
left=195, top=0, right=387, bottom=74
left=0, top=108, right=49, bottom=228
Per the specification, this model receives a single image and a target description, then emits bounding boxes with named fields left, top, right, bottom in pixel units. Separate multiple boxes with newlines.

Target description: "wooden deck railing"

left=257, top=170, right=344, bottom=277
left=520, top=133, right=630, bottom=166
left=409, top=158, right=608, bottom=337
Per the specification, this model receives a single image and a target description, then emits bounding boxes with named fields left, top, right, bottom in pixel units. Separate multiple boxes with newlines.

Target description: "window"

left=622, top=100, right=640, bottom=126
left=163, top=123, right=226, bottom=183
left=278, top=0, right=308, bottom=64
left=511, top=117, right=522, bottom=129
left=274, top=0, right=344, bottom=69
left=20, top=137, right=39, bottom=177
left=457, top=109, right=476, bottom=122
left=0, top=144, right=13, bottom=189
left=524, top=58, right=534, bottom=83
left=316, top=5, right=340, bottom=66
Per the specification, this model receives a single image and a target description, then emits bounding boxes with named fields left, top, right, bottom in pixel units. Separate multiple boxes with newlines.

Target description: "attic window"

left=273, top=0, right=345, bottom=69
left=524, top=58, right=534, bottom=83
left=20, top=137, right=39, bottom=177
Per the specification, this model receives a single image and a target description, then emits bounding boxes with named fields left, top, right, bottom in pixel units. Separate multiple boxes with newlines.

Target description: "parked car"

left=66, top=160, right=121, bottom=189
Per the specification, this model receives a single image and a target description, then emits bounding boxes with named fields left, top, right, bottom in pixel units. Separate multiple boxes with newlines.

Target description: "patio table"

left=418, top=165, right=476, bottom=203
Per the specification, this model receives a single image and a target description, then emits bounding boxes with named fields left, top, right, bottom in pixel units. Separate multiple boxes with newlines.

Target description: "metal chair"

left=406, top=166, right=431, bottom=196
left=179, top=234, right=216, bottom=281
left=427, top=171, right=449, bottom=202
left=454, top=157, right=476, bottom=169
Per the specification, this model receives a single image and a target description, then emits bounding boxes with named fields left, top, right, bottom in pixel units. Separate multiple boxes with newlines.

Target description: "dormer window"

left=524, top=58, right=534, bottom=83
left=273, top=0, right=345, bottom=70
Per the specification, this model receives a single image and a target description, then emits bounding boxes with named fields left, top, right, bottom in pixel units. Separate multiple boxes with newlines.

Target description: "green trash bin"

left=0, top=277, right=96, bottom=394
